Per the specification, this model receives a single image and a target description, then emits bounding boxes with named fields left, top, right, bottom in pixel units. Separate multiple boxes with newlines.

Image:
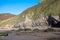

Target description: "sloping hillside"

left=20, top=0, right=60, bottom=20
left=0, top=0, right=60, bottom=27
left=0, top=13, right=15, bottom=21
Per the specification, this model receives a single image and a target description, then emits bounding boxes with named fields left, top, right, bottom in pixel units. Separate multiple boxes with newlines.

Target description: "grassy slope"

left=0, top=0, right=60, bottom=27
left=0, top=13, right=15, bottom=21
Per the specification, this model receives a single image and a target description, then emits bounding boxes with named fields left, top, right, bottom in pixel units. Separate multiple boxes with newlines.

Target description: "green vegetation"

left=16, top=28, right=40, bottom=32
left=0, top=0, right=60, bottom=27
left=16, top=28, right=31, bottom=32
left=44, top=28, right=56, bottom=32
left=0, top=33, right=8, bottom=37
left=16, top=29, right=25, bottom=32
left=33, top=29, right=40, bottom=32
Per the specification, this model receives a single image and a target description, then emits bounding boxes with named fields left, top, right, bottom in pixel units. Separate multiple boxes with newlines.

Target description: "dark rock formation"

left=47, top=15, right=60, bottom=27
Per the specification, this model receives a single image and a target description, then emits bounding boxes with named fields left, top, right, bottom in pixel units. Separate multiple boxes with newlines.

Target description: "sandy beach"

left=0, top=31, right=60, bottom=40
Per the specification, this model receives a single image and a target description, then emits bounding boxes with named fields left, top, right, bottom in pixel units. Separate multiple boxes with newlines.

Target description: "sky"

left=0, top=0, right=41, bottom=15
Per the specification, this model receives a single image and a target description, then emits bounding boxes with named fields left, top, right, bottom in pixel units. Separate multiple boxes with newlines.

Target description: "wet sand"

left=1, top=32, right=60, bottom=40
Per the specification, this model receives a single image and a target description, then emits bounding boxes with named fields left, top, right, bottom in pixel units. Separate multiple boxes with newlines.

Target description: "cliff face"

left=17, top=0, right=60, bottom=29
left=0, top=0, right=60, bottom=30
